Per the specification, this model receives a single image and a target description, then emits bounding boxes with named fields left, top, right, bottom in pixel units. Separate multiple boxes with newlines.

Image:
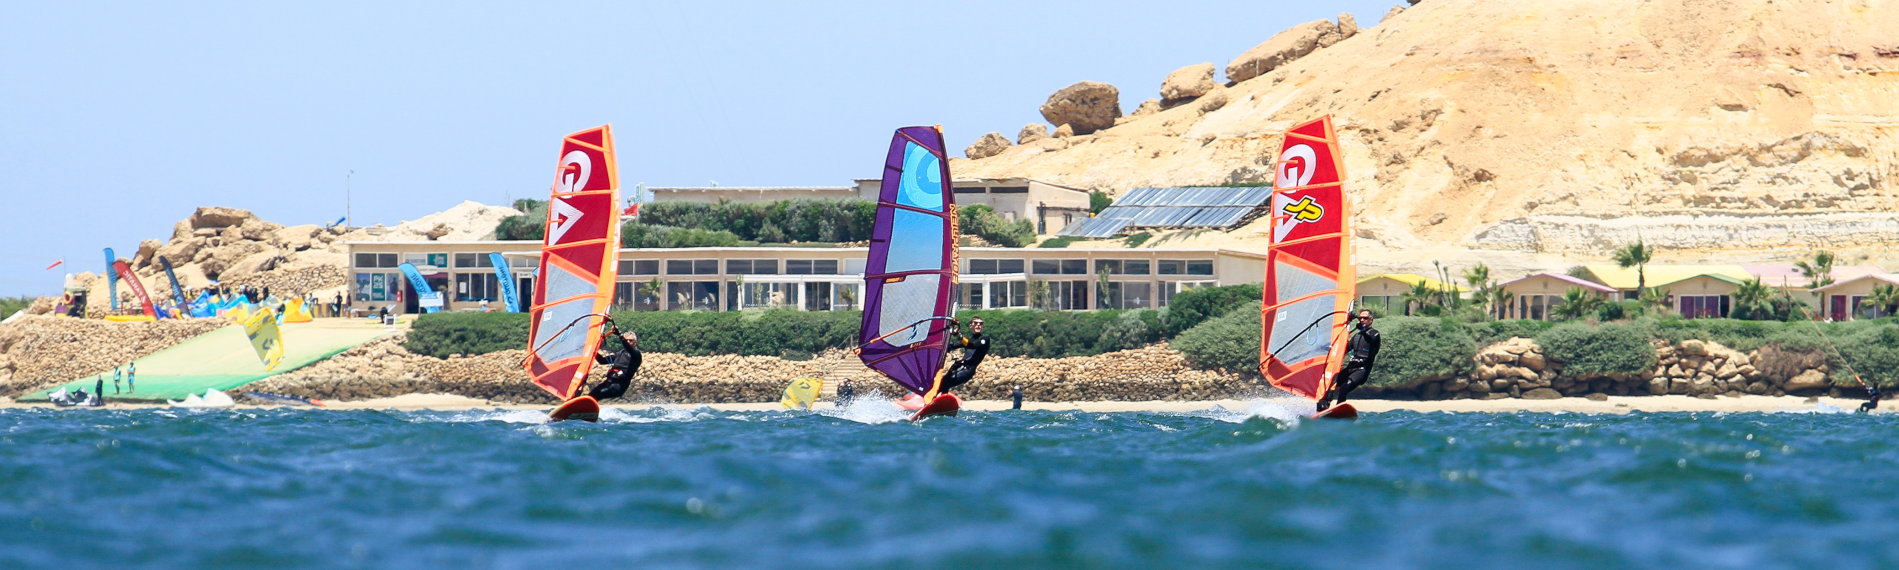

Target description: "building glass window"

left=454, top=253, right=495, bottom=268
left=666, top=260, right=693, bottom=275
left=355, top=253, right=400, bottom=268
left=969, top=259, right=1026, bottom=274
left=1097, top=260, right=1121, bottom=274
left=1187, top=260, right=1214, bottom=275
left=727, top=259, right=780, bottom=275
left=1124, top=260, right=1150, bottom=275
left=740, top=282, right=799, bottom=309
left=630, top=260, right=660, bottom=275
left=455, top=273, right=500, bottom=302
left=1034, top=280, right=1089, bottom=310
left=988, top=281, right=1028, bottom=308
left=1158, top=260, right=1183, bottom=275
left=961, top=283, right=985, bottom=310
left=614, top=282, right=635, bottom=309
left=803, top=282, right=833, bottom=311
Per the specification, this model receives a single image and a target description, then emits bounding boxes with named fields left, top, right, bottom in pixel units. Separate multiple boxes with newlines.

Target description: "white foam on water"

left=1775, top=402, right=1853, bottom=414
left=604, top=405, right=709, bottom=423
left=439, top=409, right=556, bottom=424
left=817, top=389, right=911, bottom=425
left=1187, top=396, right=1308, bottom=425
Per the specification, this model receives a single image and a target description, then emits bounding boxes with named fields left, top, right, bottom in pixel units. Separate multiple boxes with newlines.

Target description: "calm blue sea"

left=3, top=398, right=1896, bottom=570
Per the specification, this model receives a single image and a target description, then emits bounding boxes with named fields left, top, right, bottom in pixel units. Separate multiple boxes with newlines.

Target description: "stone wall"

left=1359, top=337, right=1841, bottom=401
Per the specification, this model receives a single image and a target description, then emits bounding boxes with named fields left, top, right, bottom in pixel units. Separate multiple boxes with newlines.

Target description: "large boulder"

left=1785, top=369, right=1831, bottom=392
left=1018, top=124, right=1050, bottom=145
left=133, top=239, right=162, bottom=269
left=238, top=219, right=284, bottom=241
left=1226, top=19, right=1346, bottom=84
left=965, top=132, right=1013, bottom=160
left=1038, top=81, right=1122, bottom=136
left=1160, top=63, right=1218, bottom=102
left=190, top=206, right=256, bottom=229
left=1338, top=13, right=1358, bottom=39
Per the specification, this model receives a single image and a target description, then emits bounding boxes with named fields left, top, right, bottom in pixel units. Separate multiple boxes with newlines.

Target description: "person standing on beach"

left=1318, top=309, right=1381, bottom=412
left=1010, top=386, right=1024, bottom=410
left=127, top=362, right=136, bottom=394
left=113, top=366, right=122, bottom=394
left=939, top=317, right=990, bottom=394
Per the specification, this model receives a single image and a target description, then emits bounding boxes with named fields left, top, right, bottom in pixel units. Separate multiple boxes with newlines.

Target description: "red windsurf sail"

left=524, top=126, right=622, bottom=400
left=113, top=260, right=157, bottom=318
left=1259, top=116, right=1355, bottom=402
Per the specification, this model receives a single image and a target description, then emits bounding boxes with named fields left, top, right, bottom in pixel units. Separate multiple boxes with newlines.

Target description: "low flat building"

left=644, top=177, right=1091, bottom=235
left=1811, top=273, right=1899, bottom=321
left=1498, top=273, right=1617, bottom=321
left=345, top=241, right=1264, bottom=314
left=1578, top=265, right=1753, bottom=301
left=1650, top=273, right=1746, bottom=318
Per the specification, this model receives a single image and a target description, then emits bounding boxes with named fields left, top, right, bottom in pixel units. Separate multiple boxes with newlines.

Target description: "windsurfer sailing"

left=586, top=327, right=642, bottom=401
left=939, top=317, right=990, bottom=394
left=1318, top=310, right=1381, bottom=412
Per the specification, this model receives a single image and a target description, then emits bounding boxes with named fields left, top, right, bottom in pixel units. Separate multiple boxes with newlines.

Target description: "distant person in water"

left=1318, top=310, right=1381, bottom=412
left=836, top=379, right=856, bottom=404
left=1011, top=386, right=1024, bottom=410
left=1861, top=384, right=1881, bottom=414
left=588, top=328, right=641, bottom=401
left=939, top=317, right=990, bottom=394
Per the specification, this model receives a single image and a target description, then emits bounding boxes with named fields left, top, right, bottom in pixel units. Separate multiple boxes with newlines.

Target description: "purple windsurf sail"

left=857, top=126, right=959, bottom=397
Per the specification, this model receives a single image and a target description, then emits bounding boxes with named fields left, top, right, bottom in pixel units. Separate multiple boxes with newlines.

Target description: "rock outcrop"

left=1018, top=124, right=1050, bottom=145
left=1225, top=19, right=1350, bottom=84
left=966, top=132, right=1013, bottom=159
left=1039, top=81, right=1122, bottom=136
left=1160, top=63, right=1218, bottom=104
left=0, top=315, right=228, bottom=396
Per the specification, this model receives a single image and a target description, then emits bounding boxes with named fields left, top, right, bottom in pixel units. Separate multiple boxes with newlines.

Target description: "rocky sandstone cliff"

left=954, top=0, right=1899, bottom=273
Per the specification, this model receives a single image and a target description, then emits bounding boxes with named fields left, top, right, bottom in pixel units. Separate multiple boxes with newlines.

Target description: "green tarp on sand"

left=25, top=320, right=393, bottom=402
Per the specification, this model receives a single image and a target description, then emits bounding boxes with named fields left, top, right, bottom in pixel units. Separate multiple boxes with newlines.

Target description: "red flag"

left=43, top=260, right=63, bottom=270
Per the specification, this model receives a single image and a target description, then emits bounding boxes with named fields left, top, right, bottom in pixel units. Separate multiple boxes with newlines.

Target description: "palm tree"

left=638, top=279, right=662, bottom=310
left=1461, top=263, right=1493, bottom=318
left=1731, top=277, right=1775, bottom=320
left=1401, top=279, right=1437, bottom=316
left=1550, top=287, right=1605, bottom=320
left=1490, top=288, right=1516, bottom=320
left=1612, top=240, right=1654, bottom=299
left=1639, top=286, right=1672, bottom=315
left=1862, top=283, right=1899, bottom=319
left=1794, top=250, right=1837, bottom=290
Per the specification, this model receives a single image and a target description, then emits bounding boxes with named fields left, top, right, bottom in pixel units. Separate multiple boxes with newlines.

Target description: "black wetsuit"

left=1324, top=324, right=1381, bottom=409
left=1010, top=387, right=1024, bottom=410
left=836, top=381, right=856, bottom=403
left=589, top=343, right=641, bottom=401
left=940, top=332, right=989, bottom=392
left=1861, top=385, right=1881, bottom=414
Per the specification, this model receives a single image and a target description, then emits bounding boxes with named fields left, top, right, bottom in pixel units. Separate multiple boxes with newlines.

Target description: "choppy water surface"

left=4, top=399, right=1898, bottom=570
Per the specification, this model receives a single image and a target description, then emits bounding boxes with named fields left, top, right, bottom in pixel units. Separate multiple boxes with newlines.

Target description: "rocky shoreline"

left=1356, top=337, right=1850, bottom=401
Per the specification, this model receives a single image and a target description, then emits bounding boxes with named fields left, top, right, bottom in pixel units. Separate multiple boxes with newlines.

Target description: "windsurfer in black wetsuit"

left=1860, top=384, right=1881, bottom=414
left=1318, top=310, right=1381, bottom=412
left=587, top=328, right=641, bottom=401
left=938, top=317, right=990, bottom=394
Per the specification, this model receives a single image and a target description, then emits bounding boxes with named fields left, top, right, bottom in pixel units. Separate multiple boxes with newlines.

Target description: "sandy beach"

left=1, top=393, right=1877, bottom=415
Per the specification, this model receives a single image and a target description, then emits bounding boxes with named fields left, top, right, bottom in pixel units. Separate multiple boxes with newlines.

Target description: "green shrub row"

left=494, top=198, right=1033, bottom=248
left=1162, top=284, right=1262, bottom=337
left=405, top=308, right=1163, bottom=359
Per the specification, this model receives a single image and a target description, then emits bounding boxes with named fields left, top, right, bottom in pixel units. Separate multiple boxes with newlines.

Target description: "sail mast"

left=1259, top=115, right=1356, bottom=402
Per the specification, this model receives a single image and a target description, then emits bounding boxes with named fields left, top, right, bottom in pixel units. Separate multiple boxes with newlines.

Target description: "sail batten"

left=1259, top=116, right=1355, bottom=402
left=858, top=126, right=958, bottom=397
left=524, top=125, right=622, bottom=400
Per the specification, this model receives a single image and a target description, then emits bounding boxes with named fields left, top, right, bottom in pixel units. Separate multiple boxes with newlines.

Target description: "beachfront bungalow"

left=1810, top=273, right=1899, bottom=321
left=1498, top=273, right=1617, bottom=321
left=1650, top=273, right=1745, bottom=318
left=1743, top=265, right=1888, bottom=309
left=1356, top=274, right=1467, bottom=316
left=1577, top=265, right=1754, bottom=318
left=343, top=241, right=1265, bottom=315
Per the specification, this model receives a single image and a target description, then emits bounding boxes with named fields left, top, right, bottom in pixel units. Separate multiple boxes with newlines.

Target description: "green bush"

left=1089, top=190, right=1113, bottom=214
left=958, top=204, right=1035, bottom=248
left=1828, top=323, right=1899, bottom=388
left=1038, top=236, right=1085, bottom=248
left=959, top=308, right=1163, bottom=358
left=405, top=308, right=1164, bottom=359
left=1465, top=319, right=1556, bottom=347
left=404, top=312, right=532, bottom=358
left=1163, top=284, right=1262, bottom=337
left=621, top=223, right=746, bottom=248
left=1173, top=301, right=1261, bottom=373
left=1535, top=322, right=1657, bottom=375
left=638, top=199, right=877, bottom=243
left=1367, top=317, right=1478, bottom=387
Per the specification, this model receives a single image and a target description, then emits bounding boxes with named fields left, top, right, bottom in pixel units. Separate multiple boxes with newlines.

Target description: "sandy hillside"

left=955, top=0, right=1899, bottom=275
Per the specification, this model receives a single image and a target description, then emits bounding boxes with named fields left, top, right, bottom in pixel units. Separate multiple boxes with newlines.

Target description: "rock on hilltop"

left=956, top=0, right=1899, bottom=264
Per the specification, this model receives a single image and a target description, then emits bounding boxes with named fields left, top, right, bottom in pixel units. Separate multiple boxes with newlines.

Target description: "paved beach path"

left=22, top=319, right=394, bottom=402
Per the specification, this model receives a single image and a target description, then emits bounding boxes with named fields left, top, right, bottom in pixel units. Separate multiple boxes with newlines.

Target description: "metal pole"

left=347, top=170, right=354, bottom=229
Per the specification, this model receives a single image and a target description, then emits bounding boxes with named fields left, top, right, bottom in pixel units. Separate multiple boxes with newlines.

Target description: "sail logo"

left=546, top=198, right=585, bottom=245
left=556, top=150, right=592, bottom=194
left=1281, top=196, right=1325, bottom=223
left=1276, top=144, right=1317, bottom=189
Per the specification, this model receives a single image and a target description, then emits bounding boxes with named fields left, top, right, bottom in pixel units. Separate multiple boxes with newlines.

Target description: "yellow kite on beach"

left=241, top=306, right=285, bottom=370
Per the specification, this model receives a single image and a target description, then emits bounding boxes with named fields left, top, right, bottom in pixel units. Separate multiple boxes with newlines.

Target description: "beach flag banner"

left=113, top=260, right=158, bottom=318
left=398, top=262, right=443, bottom=313
left=104, top=248, right=120, bottom=312
left=490, top=253, right=520, bottom=313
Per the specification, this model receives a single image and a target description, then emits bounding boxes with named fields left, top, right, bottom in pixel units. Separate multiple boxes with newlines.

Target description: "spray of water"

left=816, top=389, right=912, bottom=425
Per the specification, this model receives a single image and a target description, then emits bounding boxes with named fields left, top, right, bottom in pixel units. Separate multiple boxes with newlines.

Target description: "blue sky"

left=0, top=0, right=1402, bottom=296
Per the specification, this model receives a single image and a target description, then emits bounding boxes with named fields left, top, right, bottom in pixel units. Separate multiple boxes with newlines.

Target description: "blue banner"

left=158, top=256, right=187, bottom=318
left=103, top=248, right=119, bottom=312
left=397, top=263, right=443, bottom=313
left=490, top=253, right=519, bottom=313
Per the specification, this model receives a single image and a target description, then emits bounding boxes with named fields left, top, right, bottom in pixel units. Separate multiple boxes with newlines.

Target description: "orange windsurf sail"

left=524, top=125, right=623, bottom=400
left=1259, top=116, right=1355, bottom=402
